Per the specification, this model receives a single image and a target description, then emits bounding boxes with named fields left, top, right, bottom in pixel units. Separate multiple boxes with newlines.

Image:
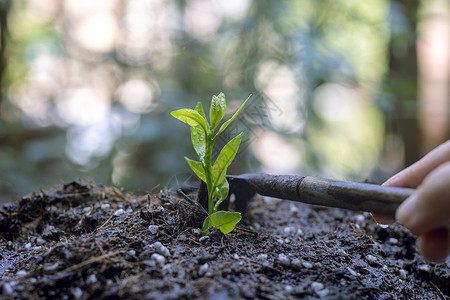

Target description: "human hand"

left=373, top=140, right=450, bottom=263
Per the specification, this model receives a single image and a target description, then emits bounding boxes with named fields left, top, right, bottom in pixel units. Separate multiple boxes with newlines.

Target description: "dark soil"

left=0, top=179, right=449, bottom=299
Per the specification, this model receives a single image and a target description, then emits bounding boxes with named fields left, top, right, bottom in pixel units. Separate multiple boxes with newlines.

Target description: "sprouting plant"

left=171, top=93, right=251, bottom=235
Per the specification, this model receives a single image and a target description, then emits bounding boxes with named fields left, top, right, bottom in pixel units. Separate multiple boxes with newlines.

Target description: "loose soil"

left=0, top=179, right=449, bottom=299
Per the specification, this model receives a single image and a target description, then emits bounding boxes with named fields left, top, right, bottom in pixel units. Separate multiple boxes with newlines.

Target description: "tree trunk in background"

left=386, top=0, right=420, bottom=166
left=417, top=0, right=450, bottom=153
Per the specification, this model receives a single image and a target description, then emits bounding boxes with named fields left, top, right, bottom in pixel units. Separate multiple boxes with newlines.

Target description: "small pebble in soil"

left=355, top=214, right=365, bottom=223
left=142, top=260, right=156, bottom=268
left=2, top=282, right=14, bottom=297
left=311, top=282, right=324, bottom=291
left=48, top=206, right=59, bottom=214
left=289, top=204, right=299, bottom=216
left=43, top=263, right=59, bottom=272
left=316, top=289, right=330, bottom=298
left=126, top=208, right=133, bottom=213
left=42, top=225, right=56, bottom=237
left=199, top=236, right=210, bottom=244
left=192, top=228, right=202, bottom=236
left=151, top=253, right=166, bottom=266
left=152, top=241, right=171, bottom=257
left=316, top=288, right=329, bottom=298
left=285, top=285, right=294, bottom=293
left=233, top=253, right=239, bottom=260
left=16, top=270, right=28, bottom=277
left=198, top=263, right=209, bottom=276
left=302, top=261, right=313, bottom=269
left=337, top=248, right=347, bottom=257
left=377, top=223, right=389, bottom=229
left=388, top=237, right=399, bottom=244
left=277, top=254, right=291, bottom=267
left=72, top=287, right=83, bottom=299
left=366, top=254, right=379, bottom=266
left=399, top=269, right=407, bottom=280
left=347, top=267, right=359, bottom=277
left=36, top=238, right=46, bottom=246
left=296, top=228, right=303, bottom=236
left=148, top=225, right=159, bottom=234
left=113, top=209, right=124, bottom=216
left=256, top=254, right=268, bottom=261
left=24, top=243, right=32, bottom=249
left=291, top=258, right=302, bottom=269
left=418, top=264, right=430, bottom=272
left=87, top=274, right=97, bottom=284
left=128, top=249, right=136, bottom=256
left=101, top=203, right=110, bottom=209
left=283, top=227, right=293, bottom=234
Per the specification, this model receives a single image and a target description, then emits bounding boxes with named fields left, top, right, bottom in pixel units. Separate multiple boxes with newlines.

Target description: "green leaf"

left=202, top=211, right=241, bottom=235
left=191, top=102, right=208, bottom=161
left=209, top=92, right=226, bottom=130
left=212, top=133, right=243, bottom=186
left=213, top=179, right=229, bottom=212
left=215, top=94, right=251, bottom=139
left=194, top=102, right=207, bottom=120
left=184, top=157, right=206, bottom=182
left=191, top=127, right=206, bottom=161
left=171, top=109, right=208, bottom=132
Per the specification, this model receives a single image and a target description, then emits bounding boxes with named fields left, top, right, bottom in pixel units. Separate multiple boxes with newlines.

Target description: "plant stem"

left=204, top=129, right=214, bottom=215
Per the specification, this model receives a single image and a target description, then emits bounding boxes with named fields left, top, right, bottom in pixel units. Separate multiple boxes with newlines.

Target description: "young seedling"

left=171, top=93, right=251, bottom=235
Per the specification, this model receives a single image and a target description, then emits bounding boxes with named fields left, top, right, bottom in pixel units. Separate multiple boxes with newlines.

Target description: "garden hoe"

left=198, top=173, right=415, bottom=216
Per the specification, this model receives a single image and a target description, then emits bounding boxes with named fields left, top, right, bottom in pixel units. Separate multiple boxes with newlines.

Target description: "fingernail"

left=396, top=196, right=416, bottom=227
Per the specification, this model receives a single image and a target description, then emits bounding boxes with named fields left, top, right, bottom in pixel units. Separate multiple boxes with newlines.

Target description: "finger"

left=417, top=227, right=450, bottom=263
left=396, top=162, right=450, bottom=235
left=384, top=140, right=450, bottom=189
left=371, top=213, right=395, bottom=225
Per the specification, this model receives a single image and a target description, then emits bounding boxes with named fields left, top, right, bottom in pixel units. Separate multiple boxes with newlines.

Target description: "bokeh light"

left=1, top=0, right=448, bottom=205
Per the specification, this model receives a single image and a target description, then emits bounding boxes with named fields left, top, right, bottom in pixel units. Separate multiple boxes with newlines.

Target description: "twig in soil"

left=95, top=239, right=106, bottom=255
left=96, top=215, right=114, bottom=232
left=247, top=258, right=288, bottom=276
left=429, top=281, right=446, bottom=300
left=258, top=292, right=286, bottom=300
left=234, top=226, right=258, bottom=236
left=178, top=237, right=203, bottom=246
left=176, top=189, right=208, bottom=217
left=58, top=251, right=119, bottom=274
left=111, top=186, right=129, bottom=202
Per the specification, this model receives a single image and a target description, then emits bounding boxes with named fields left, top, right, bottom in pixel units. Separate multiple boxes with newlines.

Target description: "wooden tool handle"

left=237, top=173, right=415, bottom=216
left=299, top=177, right=414, bottom=216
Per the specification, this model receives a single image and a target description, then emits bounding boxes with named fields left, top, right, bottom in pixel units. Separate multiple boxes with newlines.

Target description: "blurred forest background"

left=0, top=0, right=449, bottom=205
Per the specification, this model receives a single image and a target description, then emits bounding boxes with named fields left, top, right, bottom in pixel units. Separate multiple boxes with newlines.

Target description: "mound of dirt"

left=0, top=180, right=448, bottom=299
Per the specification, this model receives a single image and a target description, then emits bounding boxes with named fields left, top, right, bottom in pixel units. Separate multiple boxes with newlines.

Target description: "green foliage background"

left=0, top=0, right=421, bottom=204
